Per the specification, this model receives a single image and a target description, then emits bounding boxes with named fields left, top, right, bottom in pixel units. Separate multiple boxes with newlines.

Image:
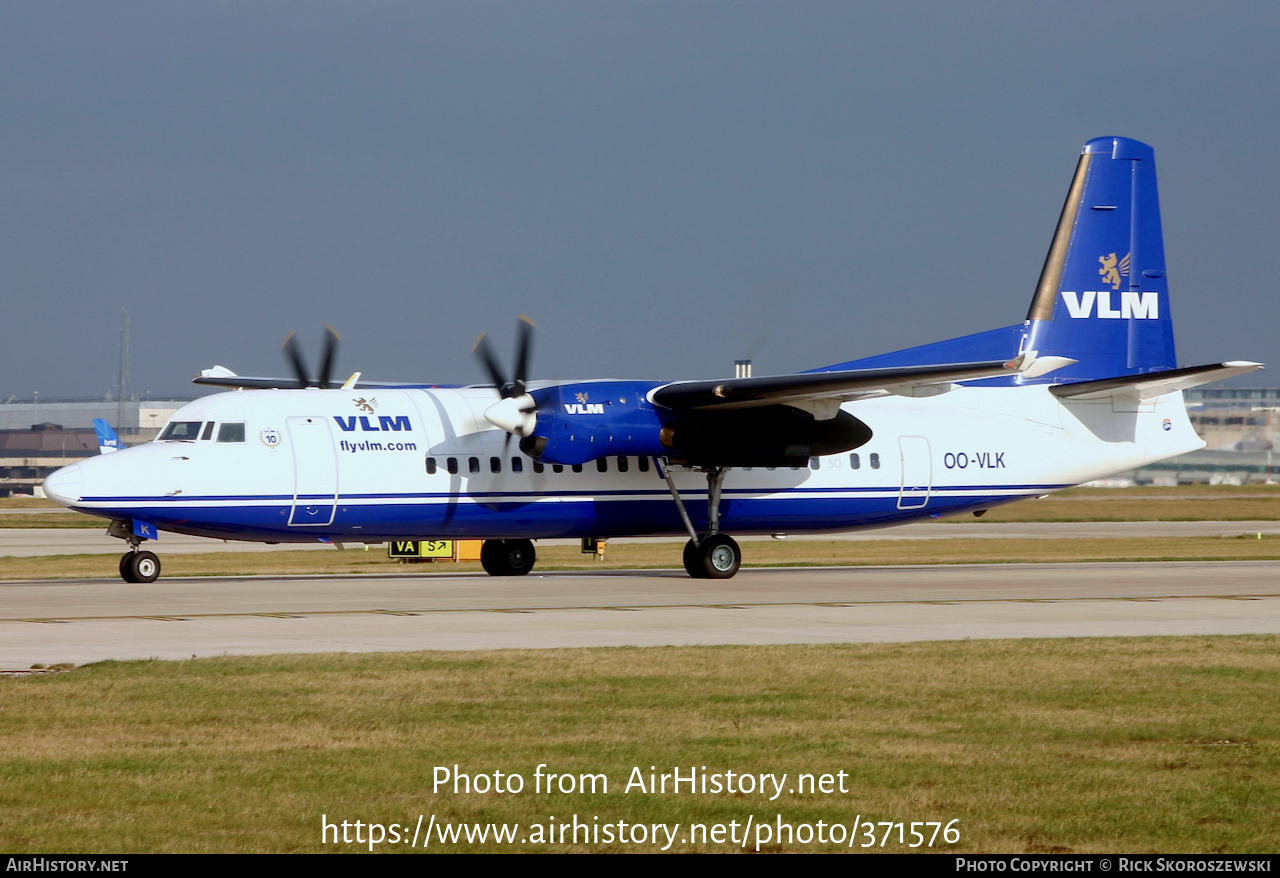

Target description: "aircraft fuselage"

left=43, top=383, right=1201, bottom=544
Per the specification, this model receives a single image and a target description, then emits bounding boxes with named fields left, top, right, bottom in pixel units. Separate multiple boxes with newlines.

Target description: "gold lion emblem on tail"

left=1098, top=252, right=1130, bottom=290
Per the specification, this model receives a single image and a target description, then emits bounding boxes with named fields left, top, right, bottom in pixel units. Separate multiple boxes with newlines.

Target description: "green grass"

left=3, top=485, right=1280, bottom=529
left=3, top=535, right=1279, bottom=582
left=3, top=638, right=1279, bottom=853
left=949, top=487, right=1280, bottom=522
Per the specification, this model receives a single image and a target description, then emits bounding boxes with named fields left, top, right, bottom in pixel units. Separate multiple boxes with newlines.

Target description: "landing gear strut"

left=480, top=538, right=537, bottom=576
left=662, top=462, right=741, bottom=579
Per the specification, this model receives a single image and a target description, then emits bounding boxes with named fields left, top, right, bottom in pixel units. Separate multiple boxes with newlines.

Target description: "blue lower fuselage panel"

left=73, top=487, right=1059, bottom=543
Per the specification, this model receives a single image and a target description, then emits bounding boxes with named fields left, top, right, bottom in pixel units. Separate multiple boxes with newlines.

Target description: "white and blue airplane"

left=44, top=137, right=1260, bottom=583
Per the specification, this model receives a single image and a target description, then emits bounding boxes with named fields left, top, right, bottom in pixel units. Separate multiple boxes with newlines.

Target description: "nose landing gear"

left=120, top=550, right=161, bottom=583
left=107, top=520, right=162, bottom=583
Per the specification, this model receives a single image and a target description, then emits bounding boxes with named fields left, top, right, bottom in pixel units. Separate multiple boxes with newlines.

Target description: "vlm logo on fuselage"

left=564, top=403, right=605, bottom=415
left=1060, top=290, right=1159, bottom=320
left=333, top=415, right=412, bottom=432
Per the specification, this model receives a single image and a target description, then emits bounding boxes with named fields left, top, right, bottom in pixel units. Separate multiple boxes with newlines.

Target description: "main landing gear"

left=664, top=463, right=742, bottom=579
left=682, top=532, right=741, bottom=579
left=480, top=538, right=537, bottom=576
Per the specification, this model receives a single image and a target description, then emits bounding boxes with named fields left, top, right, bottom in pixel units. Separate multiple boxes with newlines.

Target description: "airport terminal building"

left=0, top=398, right=192, bottom=496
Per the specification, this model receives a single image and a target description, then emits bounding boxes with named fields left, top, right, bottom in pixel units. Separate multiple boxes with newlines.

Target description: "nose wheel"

left=120, top=550, right=161, bottom=583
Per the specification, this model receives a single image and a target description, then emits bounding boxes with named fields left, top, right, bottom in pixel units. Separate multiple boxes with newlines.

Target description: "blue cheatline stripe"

left=79, top=483, right=1071, bottom=505
left=76, top=490, right=1042, bottom=543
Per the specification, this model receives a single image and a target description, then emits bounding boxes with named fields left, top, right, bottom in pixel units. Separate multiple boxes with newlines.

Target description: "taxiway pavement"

left=3, top=560, right=1278, bottom=668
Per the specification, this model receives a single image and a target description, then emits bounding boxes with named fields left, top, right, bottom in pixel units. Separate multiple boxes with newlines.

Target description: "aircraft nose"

left=43, top=464, right=84, bottom=507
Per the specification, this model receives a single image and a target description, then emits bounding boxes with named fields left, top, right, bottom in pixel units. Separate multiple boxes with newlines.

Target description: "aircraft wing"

left=1049, top=361, right=1263, bottom=401
left=649, top=357, right=1029, bottom=412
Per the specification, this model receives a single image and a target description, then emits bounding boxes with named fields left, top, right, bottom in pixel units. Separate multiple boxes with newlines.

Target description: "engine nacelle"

left=658, top=406, right=872, bottom=467
left=518, top=381, right=873, bottom=468
left=520, top=381, right=668, bottom=465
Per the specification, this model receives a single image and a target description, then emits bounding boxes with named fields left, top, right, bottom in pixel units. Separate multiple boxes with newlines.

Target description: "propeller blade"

left=282, top=332, right=310, bottom=388
left=317, top=325, right=340, bottom=389
left=472, top=332, right=511, bottom=397
left=513, top=315, right=535, bottom=396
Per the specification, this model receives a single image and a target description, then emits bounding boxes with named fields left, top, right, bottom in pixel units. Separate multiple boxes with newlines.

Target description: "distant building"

left=0, top=398, right=194, bottom=438
left=0, top=396, right=197, bottom=496
left=0, top=423, right=98, bottom=497
left=1135, top=388, right=1279, bottom=485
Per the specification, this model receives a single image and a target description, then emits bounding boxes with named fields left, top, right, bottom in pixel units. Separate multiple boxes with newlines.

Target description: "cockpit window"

left=217, top=422, right=246, bottom=443
left=200, top=422, right=215, bottom=441
left=159, top=421, right=203, bottom=441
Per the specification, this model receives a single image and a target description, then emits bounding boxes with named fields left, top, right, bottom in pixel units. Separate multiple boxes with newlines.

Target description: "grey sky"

left=3, top=2, right=1278, bottom=399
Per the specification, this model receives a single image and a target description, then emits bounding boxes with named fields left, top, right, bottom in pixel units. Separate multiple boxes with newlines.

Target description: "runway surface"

left=3, top=560, right=1279, bottom=668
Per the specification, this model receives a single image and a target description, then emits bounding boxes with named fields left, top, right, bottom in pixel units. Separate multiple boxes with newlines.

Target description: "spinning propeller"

left=282, top=325, right=341, bottom=388
left=473, top=316, right=538, bottom=444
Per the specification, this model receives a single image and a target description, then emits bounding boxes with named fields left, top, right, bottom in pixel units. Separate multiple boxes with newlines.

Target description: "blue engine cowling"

left=519, top=381, right=669, bottom=465
left=518, top=380, right=872, bottom=467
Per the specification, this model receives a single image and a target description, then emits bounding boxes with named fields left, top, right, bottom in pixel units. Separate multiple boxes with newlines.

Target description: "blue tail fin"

left=1020, top=136, right=1176, bottom=382
left=826, top=137, right=1178, bottom=382
left=92, top=418, right=121, bottom=454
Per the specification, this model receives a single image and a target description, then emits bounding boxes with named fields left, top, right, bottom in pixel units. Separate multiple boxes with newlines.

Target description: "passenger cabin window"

left=469, top=457, right=480, bottom=474
left=511, top=458, right=523, bottom=473
left=159, top=421, right=202, bottom=441
left=217, top=422, right=245, bottom=443
left=596, top=458, right=608, bottom=473
left=426, top=457, right=438, bottom=475
left=617, top=456, right=629, bottom=472
left=553, top=464, right=564, bottom=473
left=809, top=457, right=820, bottom=470
left=200, top=422, right=215, bottom=441
left=850, top=453, right=860, bottom=469
left=533, top=461, right=545, bottom=474
left=870, top=453, right=881, bottom=469
left=572, top=464, right=583, bottom=473
left=447, top=457, right=459, bottom=475
left=490, top=457, right=501, bottom=474
left=638, top=457, right=650, bottom=473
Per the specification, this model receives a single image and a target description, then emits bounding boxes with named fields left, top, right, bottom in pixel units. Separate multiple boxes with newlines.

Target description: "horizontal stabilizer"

left=1050, top=361, right=1263, bottom=401
left=650, top=357, right=1027, bottom=412
left=194, top=373, right=310, bottom=389
left=193, top=367, right=402, bottom=390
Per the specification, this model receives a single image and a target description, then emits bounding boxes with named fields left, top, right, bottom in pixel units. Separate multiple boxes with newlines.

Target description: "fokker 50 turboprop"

left=44, top=137, right=1260, bottom=583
